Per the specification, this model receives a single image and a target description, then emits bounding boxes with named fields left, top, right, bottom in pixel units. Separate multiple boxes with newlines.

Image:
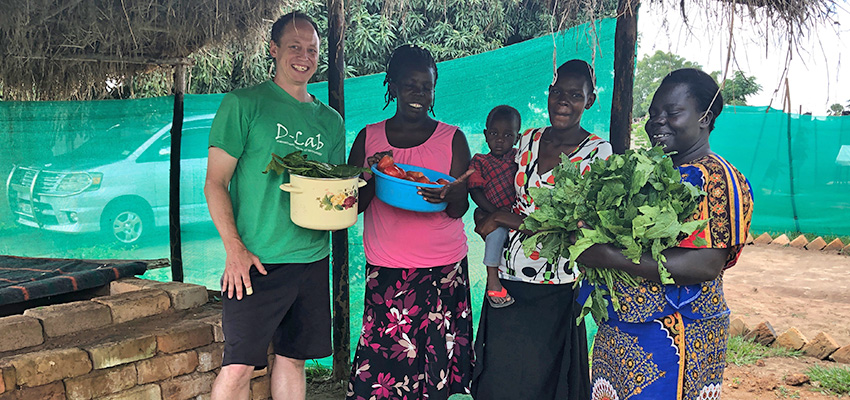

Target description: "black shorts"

left=221, top=257, right=331, bottom=368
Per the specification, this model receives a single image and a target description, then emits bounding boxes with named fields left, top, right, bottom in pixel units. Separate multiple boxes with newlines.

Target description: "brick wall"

left=0, top=278, right=272, bottom=400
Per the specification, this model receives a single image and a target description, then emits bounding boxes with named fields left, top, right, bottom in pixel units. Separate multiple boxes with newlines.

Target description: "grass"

left=806, top=365, right=850, bottom=396
left=305, top=362, right=333, bottom=382
left=726, top=336, right=802, bottom=366
left=774, top=386, right=802, bottom=398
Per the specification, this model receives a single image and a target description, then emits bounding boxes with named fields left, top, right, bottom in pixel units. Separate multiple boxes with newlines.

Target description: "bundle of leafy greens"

left=520, top=146, right=707, bottom=323
left=263, top=151, right=368, bottom=179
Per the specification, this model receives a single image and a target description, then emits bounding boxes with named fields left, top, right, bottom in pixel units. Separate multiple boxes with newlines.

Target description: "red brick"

left=159, top=372, right=215, bottom=400
left=136, top=351, right=198, bottom=384
left=843, top=243, right=850, bottom=255
left=23, top=301, right=112, bottom=337
left=109, top=278, right=153, bottom=295
left=64, top=364, right=136, bottom=400
left=197, top=315, right=223, bottom=343
left=3, top=348, right=91, bottom=387
left=0, top=381, right=64, bottom=400
left=831, top=345, right=850, bottom=364
left=93, top=289, right=171, bottom=324
left=157, top=322, right=213, bottom=354
left=805, top=237, right=827, bottom=251
left=0, top=365, right=11, bottom=394
left=250, top=375, right=270, bottom=400
left=788, top=235, right=808, bottom=248
left=729, top=317, right=750, bottom=337
left=0, top=315, right=43, bottom=352
left=744, top=321, right=777, bottom=346
left=772, top=327, right=807, bottom=351
left=823, top=238, right=845, bottom=252
left=753, top=232, right=773, bottom=245
left=196, top=343, right=223, bottom=373
left=770, top=234, right=790, bottom=246
left=802, top=332, right=840, bottom=360
left=146, top=282, right=208, bottom=310
left=97, top=384, right=161, bottom=400
left=85, top=334, right=157, bottom=370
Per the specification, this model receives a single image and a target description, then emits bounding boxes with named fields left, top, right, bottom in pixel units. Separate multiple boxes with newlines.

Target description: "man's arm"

left=204, top=146, right=266, bottom=300
left=347, top=128, right=375, bottom=214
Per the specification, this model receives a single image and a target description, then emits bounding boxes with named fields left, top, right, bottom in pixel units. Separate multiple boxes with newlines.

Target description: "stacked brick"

left=0, top=278, right=269, bottom=400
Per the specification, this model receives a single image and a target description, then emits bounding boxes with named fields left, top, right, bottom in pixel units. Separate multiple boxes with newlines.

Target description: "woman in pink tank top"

left=346, top=44, right=474, bottom=400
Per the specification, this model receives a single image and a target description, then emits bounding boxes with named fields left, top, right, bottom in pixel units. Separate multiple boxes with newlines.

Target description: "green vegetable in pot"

left=520, top=146, right=707, bottom=324
left=264, top=151, right=369, bottom=179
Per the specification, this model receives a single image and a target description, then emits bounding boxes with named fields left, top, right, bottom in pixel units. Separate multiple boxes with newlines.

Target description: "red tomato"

left=436, top=178, right=451, bottom=185
left=377, top=155, right=394, bottom=171
left=406, top=171, right=425, bottom=180
left=383, top=165, right=406, bottom=179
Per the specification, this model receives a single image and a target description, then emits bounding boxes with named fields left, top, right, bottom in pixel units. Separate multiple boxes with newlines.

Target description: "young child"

left=468, top=105, right=521, bottom=308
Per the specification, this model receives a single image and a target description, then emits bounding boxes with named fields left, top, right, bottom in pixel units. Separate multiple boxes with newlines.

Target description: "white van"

left=5, top=114, right=215, bottom=245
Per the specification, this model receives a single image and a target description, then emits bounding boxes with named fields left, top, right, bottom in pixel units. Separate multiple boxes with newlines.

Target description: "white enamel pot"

left=280, top=174, right=367, bottom=230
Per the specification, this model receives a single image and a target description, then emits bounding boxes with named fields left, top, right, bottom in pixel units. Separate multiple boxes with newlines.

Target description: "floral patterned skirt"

left=591, top=312, right=729, bottom=400
left=347, top=259, right=474, bottom=400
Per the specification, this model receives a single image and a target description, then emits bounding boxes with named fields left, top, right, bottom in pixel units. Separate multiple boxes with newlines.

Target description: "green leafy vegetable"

left=263, top=151, right=368, bottom=179
left=520, top=146, right=707, bottom=324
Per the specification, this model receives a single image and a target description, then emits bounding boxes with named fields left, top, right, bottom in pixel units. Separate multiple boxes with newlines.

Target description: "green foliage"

left=305, top=362, right=333, bottom=381
left=631, top=118, right=650, bottom=149
left=828, top=103, right=846, bottom=116
left=806, top=365, right=850, bottom=395
left=521, top=146, right=705, bottom=323
left=710, top=70, right=762, bottom=106
left=118, top=0, right=616, bottom=98
left=726, top=335, right=801, bottom=365
left=264, top=150, right=369, bottom=178
left=632, top=51, right=702, bottom=118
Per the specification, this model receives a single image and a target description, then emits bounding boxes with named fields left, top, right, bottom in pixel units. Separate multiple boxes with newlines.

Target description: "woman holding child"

left=346, top=44, right=474, bottom=400
left=471, top=59, right=611, bottom=400
left=577, top=68, right=754, bottom=399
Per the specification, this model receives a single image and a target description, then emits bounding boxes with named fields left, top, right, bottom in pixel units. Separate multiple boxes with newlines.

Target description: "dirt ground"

left=721, top=244, right=850, bottom=399
left=725, top=245, right=850, bottom=346
left=306, top=244, right=850, bottom=399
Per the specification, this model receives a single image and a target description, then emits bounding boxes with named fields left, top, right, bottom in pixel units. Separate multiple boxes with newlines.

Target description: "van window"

left=181, top=127, right=210, bottom=160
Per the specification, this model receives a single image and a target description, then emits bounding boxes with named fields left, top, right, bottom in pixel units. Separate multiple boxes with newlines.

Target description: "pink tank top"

left=362, top=120, right=468, bottom=268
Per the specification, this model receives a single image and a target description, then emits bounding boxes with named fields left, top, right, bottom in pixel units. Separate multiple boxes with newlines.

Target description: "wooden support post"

left=610, top=0, right=640, bottom=154
left=327, top=0, right=351, bottom=381
left=169, top=63, right=187, bottom=282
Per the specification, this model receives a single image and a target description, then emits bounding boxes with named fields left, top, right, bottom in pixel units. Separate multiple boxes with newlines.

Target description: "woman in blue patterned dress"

left=577, top=68, right=754, bottom=400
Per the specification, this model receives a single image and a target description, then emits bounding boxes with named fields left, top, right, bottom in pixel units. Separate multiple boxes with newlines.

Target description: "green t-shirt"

left=209, top=80, right=345, bottom=264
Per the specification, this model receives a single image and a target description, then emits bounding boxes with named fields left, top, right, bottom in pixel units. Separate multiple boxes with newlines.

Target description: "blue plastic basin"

left=371, top=163, right=455, bottom=212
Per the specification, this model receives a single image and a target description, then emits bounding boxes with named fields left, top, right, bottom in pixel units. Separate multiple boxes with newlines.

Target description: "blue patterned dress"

left=581, top=153, right=754, bottom=400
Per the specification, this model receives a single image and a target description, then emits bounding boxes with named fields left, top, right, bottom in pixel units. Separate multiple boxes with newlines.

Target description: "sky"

left=637, top=0, right=849, bottom=115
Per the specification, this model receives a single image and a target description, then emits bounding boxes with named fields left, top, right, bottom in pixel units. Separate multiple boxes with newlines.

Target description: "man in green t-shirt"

left=205, top=11, right=344, bottom=400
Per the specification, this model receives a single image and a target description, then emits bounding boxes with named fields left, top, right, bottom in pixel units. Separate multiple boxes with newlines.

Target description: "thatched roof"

left=0, top=0, right=289, bottom=100
left=0, top=0, right=839, bottom=101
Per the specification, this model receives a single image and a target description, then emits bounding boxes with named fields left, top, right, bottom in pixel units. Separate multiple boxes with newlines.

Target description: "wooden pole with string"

left=327, top=0, right=351, bottom=381
left=610, top=0, right=640, bottom=154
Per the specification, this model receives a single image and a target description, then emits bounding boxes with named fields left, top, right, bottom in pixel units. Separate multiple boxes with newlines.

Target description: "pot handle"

left=357, top=178, right=368, bottom=188
left=279, top=184, right=302, bottom=193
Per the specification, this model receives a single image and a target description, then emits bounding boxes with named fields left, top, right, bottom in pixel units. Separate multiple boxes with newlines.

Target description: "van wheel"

left=101, top=202, right=153, bottom=245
